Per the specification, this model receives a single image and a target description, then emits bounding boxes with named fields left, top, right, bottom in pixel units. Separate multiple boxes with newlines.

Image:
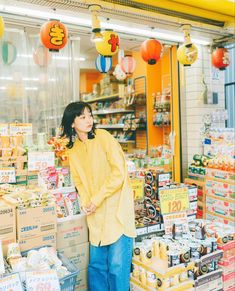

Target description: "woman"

left=61, top=101, right=136, bottom=291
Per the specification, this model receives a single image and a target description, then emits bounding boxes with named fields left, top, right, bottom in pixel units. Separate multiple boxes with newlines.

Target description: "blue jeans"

left=88, top=235, right=133, bottom=291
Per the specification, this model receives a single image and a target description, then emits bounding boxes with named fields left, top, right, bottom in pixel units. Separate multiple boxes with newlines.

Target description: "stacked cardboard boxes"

left=56, top=214, right=89, bottom=291
left=0, top=200, right=16, bottom=256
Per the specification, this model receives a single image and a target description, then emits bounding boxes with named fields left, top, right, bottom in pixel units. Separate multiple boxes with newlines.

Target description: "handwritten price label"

left=9, top=123, right=32, bottom=136
left=130, top=178, right=144, bottom=200
left=26, top=269, right=60, bottom=291
left=159, top=187, right=189, bottom=215
left=28, top=151, right=55, bottom=171
left=0, top=273, right=23, bottom=291
left=0, top=168, right=16, bottom=184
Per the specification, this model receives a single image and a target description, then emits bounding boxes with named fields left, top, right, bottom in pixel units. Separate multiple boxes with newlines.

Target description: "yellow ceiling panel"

left=133, top=0, right=235, bottom=22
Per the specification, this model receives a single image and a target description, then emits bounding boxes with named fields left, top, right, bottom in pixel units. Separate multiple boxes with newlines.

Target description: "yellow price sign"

left=159, top=187, right=189, bottom=214
left=130, top=178, right=144, bottom=200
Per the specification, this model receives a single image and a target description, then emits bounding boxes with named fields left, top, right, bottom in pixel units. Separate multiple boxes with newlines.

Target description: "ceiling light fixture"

left=89, top=4, right=103, bottom=43
left=0, top=4, right=210, bottom=45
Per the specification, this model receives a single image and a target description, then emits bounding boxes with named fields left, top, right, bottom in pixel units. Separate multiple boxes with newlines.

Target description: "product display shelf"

left=132, top=258, right=194, bottom=290
left=132, top=258, right=194, bottom=278
left=205, top=169, right=235, bottom=226
left=96, top=124, right=125, bottom=129
left=93, top=108, right=135, bottom=115
left=130, top=276, right=194, bottom=291
left=85, top=93, right=119, bottom=103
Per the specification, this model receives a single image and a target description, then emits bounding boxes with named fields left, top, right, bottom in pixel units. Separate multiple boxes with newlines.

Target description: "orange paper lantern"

left=212, top=47, right=230, bottom=71
left=40, top=20, right=68, bottom=52
left=140, top=39, right=163, bottom=65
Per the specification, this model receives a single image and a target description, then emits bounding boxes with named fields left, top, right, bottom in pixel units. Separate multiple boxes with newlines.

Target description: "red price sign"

left=159, top=187, right=189, bottom=214
left=26, top=270, right=60, bottom=291
left=28, top=151, right=55, bottom=171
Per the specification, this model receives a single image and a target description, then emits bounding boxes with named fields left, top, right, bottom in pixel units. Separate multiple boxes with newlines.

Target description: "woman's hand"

left=82, top=202, right=96, bottom=215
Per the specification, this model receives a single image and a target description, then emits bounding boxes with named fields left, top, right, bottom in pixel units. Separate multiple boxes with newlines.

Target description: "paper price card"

left=26, top=269, right=60, bottom=291
left=163, top=211, right=189, bottom=235
left=130, top=178, right=144, bottom=200
left=28, top=151, right=55, bottom=171
left=9, top=123, right=32, bottom=136
left=0, top=273, right=23, bottom=291
left=159, top=187, right=189, bottom=215
left=0, top=168, right=16, bottom=184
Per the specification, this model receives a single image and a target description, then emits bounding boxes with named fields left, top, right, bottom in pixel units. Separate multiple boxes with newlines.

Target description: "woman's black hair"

left=60, top=101, right=96, bottom=148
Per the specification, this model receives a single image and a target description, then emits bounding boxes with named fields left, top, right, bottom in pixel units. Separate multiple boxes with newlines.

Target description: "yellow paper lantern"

left=177, top=43, right=198, bottom=66
left=95, top=29, right=119, bottom=57
left=0, top=16, right=4, bottom=38
left=177, top=25, right=198, bottom=66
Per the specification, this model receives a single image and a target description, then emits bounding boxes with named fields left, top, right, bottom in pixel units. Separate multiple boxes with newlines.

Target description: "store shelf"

left=207, top=193, right=235, bottom=204
left=130, top=277, right=194, bottom=291
left=132, top=258, right=194, bottom=279
left=96, top=124, right=125, bottom=129
left=118, top=140, right=135, bottom=144
left=84, top=94, right=119, bottom=103
left=93, top=108, right=134, bottom=115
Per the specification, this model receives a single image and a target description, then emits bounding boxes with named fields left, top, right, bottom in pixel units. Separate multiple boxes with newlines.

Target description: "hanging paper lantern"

left=177, top=24, right=198, bottom=66
left=113, top=64, right=127, bottom=81
left=140, top=39, right=163, bottom=65
left=2, top=41, right=17, bottom=65
left=177, top=43, right=198, bottom=66
left=95, top=29, right=119, bottom=57
left=95, top=54, right=112, bottom=73
left=40, top=20, right=68, bottom=52
left=212, top=47, right=230, bottom=70
left=33, top=45, right=52, bottom=67
left=0, top=16, right=4, bottom=38
left=120, top=55, right=136, bottom=75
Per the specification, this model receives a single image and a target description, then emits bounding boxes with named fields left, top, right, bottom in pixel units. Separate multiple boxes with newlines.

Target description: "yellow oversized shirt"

left=69, top=129, right=136, bottom=246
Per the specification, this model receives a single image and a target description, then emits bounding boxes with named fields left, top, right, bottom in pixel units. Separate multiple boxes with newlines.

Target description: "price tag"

left=9, top=123, right=32, bottom=136
left=0, top=168, right=16, bottom=184
left=0, top=123, right=8, bottom=136
left=28, top=151, right=55, bottom=171
left=0, top=273, right=23, bottom=291
left=163, top=211, right=189, bottom=235
left=26, top=269, right=60, bottom=291
left=136, top=227, right=147, bottom=236
left=148, top=224, right=160, bottom=233
left=130, top=178, right=144, bottom=200
left=159, top=187, right=189, bottom=214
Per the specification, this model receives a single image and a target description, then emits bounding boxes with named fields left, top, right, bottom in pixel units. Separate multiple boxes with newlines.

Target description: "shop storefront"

left=0, top=0, right=234, bottom=290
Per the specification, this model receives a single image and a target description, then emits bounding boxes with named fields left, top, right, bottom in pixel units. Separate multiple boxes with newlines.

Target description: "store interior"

left=0, top=0, right=234, bottom=290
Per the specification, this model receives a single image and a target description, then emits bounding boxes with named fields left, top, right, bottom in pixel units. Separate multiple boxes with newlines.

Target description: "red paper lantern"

left=40, top=20, right=68, bottom=52
left=212, top=47, right=230, bottom=70
left=140, top=39, right=163, bottom=65
left=120, top=55, right=136, bottom=74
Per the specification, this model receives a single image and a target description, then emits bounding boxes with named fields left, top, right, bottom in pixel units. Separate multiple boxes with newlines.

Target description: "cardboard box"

left=18, top=232, right=57, bottom=252
left=57, top=215, right=88, bottom=249
left=75, top=269, right=88, bottom=291
left=59, top=241, right=89, bottom=270
left=0, top=200, right=16, bottom=240
left=16, top=204, right=57, bottom=240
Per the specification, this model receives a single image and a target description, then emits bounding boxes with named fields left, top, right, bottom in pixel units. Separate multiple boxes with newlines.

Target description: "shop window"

left=225, top=45, right=235, bottom=128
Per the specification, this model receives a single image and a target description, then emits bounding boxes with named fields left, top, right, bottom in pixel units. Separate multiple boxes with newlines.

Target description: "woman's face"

left=72, top=107, right=94, bottom=134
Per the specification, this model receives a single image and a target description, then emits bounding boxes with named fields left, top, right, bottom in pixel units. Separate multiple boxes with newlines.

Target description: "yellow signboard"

left=130, top=178, right=144, bottom=200
left=159, top=187, right=189, bottom=214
